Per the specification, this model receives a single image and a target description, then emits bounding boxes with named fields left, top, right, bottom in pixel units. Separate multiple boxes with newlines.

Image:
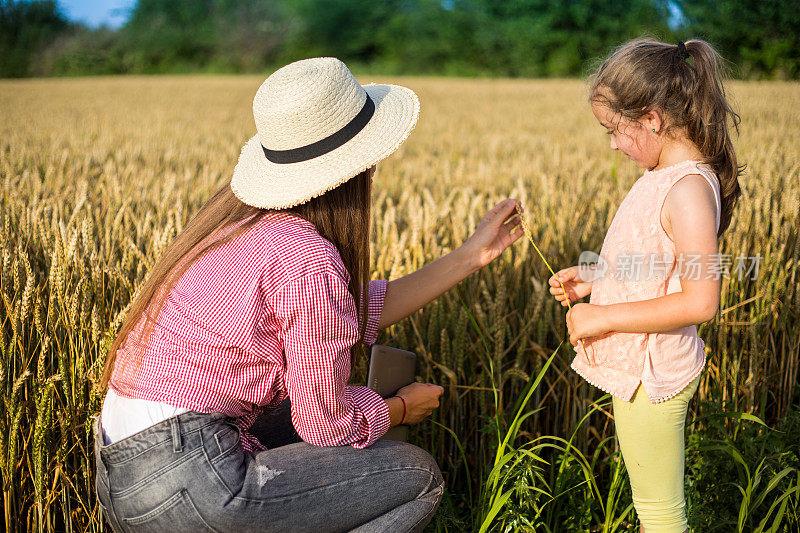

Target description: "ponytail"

left=683, top=40, right=743, bottom=235
left=589, top=38, right=744, bottom=236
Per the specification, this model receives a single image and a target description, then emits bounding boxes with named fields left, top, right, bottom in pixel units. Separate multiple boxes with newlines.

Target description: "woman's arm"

left=566, top=175, right=721, bottom=345
left=276, top=270, right=391, bottom=448
left=378, top=199, right=523, bottom=329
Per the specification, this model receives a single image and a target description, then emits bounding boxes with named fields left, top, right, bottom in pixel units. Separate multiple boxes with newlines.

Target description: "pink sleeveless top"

left=571, top=160, right=721, bottom=403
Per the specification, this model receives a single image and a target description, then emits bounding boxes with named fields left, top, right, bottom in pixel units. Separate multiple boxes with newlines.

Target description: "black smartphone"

left=366, top=344, right=417, bottom=442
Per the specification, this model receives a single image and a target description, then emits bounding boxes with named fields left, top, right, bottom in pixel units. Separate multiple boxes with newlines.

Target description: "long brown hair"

left=100, top=168, right=373, bottom=392
left=588, top=38, right=744, bottom=235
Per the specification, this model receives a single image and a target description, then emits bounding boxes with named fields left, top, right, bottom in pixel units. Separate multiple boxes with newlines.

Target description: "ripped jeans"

left=93, top=403, right=444, bottom=533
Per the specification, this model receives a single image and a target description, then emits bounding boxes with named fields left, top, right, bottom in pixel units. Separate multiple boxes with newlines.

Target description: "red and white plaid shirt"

left=109, top=212, right=390, bottom=452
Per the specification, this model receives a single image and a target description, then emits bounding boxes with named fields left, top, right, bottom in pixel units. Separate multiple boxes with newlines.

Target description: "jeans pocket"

left=122, top=489, right=217, bottom=532
left=205, top=433, right=246, bottom=499
left=212, top=421, right=240, bottom=458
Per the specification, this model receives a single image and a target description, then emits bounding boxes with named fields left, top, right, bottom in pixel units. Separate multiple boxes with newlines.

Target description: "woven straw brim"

left=230, top=83, right=419, bottom=209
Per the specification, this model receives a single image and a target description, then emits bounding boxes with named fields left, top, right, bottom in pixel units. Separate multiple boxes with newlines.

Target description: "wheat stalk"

left=515, top=203, right=591, bottom=364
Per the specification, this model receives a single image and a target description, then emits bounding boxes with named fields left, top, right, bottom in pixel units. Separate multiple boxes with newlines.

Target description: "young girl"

left=549, top=38, right=742, bottom=532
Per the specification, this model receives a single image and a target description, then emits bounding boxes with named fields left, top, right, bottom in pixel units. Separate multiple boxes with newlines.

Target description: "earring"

left=652, top=128, right=657, bottom=133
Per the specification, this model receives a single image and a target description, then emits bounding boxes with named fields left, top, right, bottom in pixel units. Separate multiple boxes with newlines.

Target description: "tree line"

left=2, top=0, right=798, bottom=78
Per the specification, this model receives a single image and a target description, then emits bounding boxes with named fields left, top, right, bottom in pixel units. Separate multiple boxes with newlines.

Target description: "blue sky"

left=58, top=0, right=136, bottom=29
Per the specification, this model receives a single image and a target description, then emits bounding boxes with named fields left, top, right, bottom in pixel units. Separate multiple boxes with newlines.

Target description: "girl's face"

left=591, top=100, right=661, bottom=170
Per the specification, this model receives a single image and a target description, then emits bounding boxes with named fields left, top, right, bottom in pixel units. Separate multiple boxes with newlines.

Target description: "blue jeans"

left=93, top=405, right=444, bottom=532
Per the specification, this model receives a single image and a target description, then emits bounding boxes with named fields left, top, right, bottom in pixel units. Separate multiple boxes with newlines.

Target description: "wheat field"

left=0, top=75, right=798, bottom=531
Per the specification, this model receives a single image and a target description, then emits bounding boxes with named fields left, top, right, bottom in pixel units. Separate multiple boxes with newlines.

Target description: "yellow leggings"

left=612, top=374, right=701, bottom=532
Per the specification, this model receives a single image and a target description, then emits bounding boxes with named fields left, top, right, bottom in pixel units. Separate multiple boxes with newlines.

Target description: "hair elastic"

left=677, top=41, right=689, bottom=60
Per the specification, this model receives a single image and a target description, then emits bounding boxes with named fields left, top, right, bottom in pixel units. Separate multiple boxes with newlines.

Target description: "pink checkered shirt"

left=109, top=212, right=390, bottom=452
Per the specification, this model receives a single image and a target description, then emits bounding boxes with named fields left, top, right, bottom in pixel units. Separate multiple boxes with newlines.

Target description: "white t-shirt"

left=101, top=388, right=189, bottom=445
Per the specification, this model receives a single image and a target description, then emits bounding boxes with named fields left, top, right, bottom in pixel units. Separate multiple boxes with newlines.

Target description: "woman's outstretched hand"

left=549, top=266, right=594, bottom=307
left=377, top=199, right=523, bottom=330
left=462, top=199, right=524, bottom=270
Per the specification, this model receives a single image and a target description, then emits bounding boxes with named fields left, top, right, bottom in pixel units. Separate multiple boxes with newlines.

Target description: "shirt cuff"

left=347, top=385, right=391, bottom=448
left=362, top=279, right=388, bottom=346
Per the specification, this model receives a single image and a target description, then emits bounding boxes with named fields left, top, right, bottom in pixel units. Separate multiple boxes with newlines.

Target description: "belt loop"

left=170, top=417, right=183, bottom=453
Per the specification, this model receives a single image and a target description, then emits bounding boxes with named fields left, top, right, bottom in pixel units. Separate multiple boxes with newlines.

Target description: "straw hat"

left=230, top=57, right=420, bottom=209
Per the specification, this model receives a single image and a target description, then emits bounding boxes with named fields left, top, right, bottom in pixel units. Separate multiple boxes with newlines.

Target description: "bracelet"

left=397, top=395, right=407, bottom=425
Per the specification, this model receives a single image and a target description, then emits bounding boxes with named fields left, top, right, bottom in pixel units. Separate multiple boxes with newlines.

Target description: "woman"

left=94, top=57, right=523, bottom=532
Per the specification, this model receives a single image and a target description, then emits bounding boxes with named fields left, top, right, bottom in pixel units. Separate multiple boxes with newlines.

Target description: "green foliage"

left=467, top=0, right=672, bottom=77
left=47, top=27, right=125, bottom=76
left=3, top=0, right=800, bottom=78
left=453, top=300, right=637, bottom=532
left=0, top=0, right=68, bottom=77
left=685, top=401, right=800, bottom=532
left=677, top=0, right=800, bottom=79
left=471, top=391, right=639, bottom=532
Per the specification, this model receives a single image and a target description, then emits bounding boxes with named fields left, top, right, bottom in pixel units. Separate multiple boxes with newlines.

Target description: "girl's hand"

left=566, top=303, right=611, bottom=346
left=394, top=382, right=444, bottom=425
left=461, top=199, right=524, bottom=270
left=549, top=266, right=593, bottom=307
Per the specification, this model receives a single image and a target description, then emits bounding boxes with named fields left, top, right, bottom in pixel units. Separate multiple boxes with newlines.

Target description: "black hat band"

left=261, top=94, right=375, bottom=165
